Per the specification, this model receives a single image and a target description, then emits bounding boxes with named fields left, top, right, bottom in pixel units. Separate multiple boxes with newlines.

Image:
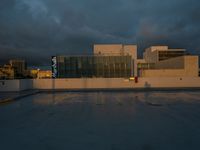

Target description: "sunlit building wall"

left=143, top=46, right=186, bottom=63
left=140, top=56, right=199, bottom=77
left=94, top=44, right=137, bottom=76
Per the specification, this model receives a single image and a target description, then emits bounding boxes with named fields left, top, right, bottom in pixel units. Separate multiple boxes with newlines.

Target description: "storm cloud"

left=0, top=0, right=200, bottom=65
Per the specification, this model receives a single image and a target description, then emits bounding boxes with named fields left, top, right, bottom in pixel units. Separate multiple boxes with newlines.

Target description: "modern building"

left=137, top=59, right=155, bottom=76
left=139, top=46, right=199, bottom=77
left=9, top=59, right=27, bottom=78
left=53, top=44, right=137, bottom=78
left=94, top=44, right=137, bottom=76
left=140, top=55, right=199, bottom=77
left=143, top=46, right=187, bottom=63
left=52, top=44, right=199, bottom=78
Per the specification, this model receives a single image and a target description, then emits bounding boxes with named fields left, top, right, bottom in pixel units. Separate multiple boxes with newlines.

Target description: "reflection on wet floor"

left=0, top=91, right=200, bottom=150
left=32, top=91, right=200, bottom=107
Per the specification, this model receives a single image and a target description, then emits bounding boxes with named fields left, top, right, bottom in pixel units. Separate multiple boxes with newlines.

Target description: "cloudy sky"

left=0, top=0, right=200, bottom=65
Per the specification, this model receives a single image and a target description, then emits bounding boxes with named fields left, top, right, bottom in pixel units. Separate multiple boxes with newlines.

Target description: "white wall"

left=0, top=80, right=20, bottom=92
left=0, top=79, right=33, bottom=92
left=19, top=79, right=33, bottom=91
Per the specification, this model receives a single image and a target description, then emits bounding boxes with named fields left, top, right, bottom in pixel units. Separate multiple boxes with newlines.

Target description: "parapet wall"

left=0, top=79, right=33, bottom=92
left=1, top=78, right=200, bottom=92
left=33, top=77, right=200, bottom=90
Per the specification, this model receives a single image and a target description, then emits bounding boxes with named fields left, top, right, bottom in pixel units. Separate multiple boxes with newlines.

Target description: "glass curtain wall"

left=56, top=56, right=132, bottom=78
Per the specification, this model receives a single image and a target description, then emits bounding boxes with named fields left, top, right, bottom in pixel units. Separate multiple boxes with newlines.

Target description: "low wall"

left=33, top=77, right=200, bottom=90
left=0, top=79, right=33, bottom=92
left=1, top=77, right=200, bottom=92
left=19, top=79, right=33, bottom=91
left=136, top=77, right=200, bottom=88
left=0, top=80, right=20, bottom=92
left=33, top=78, right=134, bottom=90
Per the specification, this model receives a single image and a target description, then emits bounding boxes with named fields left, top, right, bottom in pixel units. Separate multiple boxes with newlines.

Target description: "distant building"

left=9, top=59, right=27, bottom=78
left=29, top=69, right=39, bottom=78
left=38, top=70, right=52, bottom=79
left=0, top=64, right=15, bottom=79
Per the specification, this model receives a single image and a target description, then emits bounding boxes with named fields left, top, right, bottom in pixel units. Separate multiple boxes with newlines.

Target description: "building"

left=29, top=69, right=39, bottom=78
left=55, top=55, right=132, bottom=78
left=9, top=59, right=27, bottom=78
left=94, top=44, right=137, bottom=76
left=52, top=44, right=199, bottom=78
left=0, top=64, right=15, bottom=79
left=139, top=46, right=199, bottom=77
left=143, top=46, right=187, bottom=63
left=137, top=59, right=155, bottom=76
left=53, top=44, right=137, bottom=78
left=37, top=70, right=52, bottom=79
left=140, top=55, right=199, bottom=77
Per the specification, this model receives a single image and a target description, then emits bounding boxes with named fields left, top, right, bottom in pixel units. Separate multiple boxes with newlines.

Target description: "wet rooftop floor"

left=0, top=91, right=200, bottom=150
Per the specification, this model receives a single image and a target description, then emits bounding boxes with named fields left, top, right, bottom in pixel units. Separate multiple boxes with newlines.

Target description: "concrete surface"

left=0, top=91, right=200, bottom=150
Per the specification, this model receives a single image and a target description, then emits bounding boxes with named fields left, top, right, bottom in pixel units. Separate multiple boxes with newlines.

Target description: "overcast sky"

left=0, top=0, right=200, bottom=65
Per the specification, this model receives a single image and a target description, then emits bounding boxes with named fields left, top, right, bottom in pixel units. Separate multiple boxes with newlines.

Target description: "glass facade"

left=56, top=56, right=132, bottom=78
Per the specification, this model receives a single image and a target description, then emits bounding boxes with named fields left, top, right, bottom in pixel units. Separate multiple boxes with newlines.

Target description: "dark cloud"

left=0, top=0, right=200, bottom=65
